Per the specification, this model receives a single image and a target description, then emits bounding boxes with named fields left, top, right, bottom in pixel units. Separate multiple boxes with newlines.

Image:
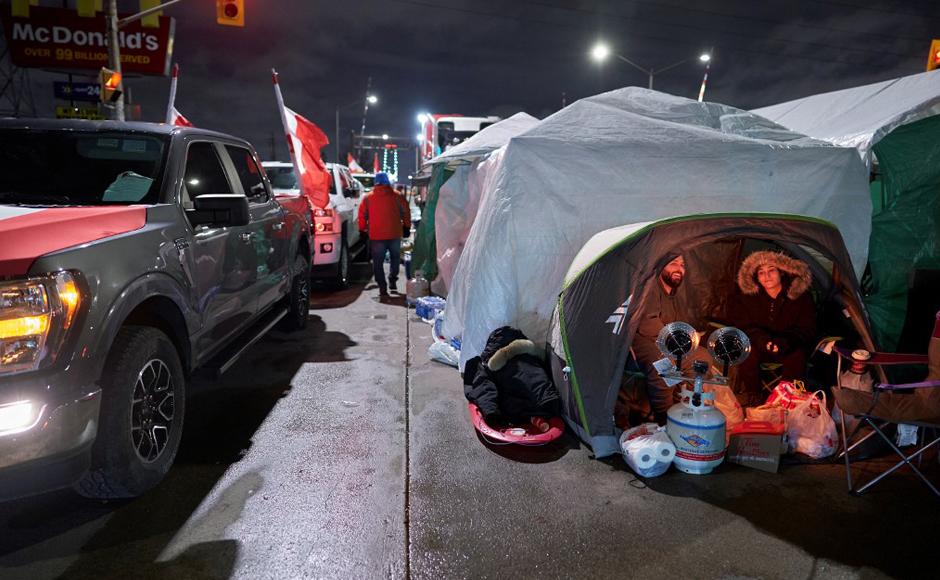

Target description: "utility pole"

left=358, top=76, right=372, bottom=153
left=105, top=0, right=186, bottom=121
left=106, top=0, right=124, bottom=120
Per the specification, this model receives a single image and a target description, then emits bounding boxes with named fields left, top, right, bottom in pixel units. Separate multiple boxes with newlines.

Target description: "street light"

left=335, top=94, right=378, bottom=163
left=698, top=50, right=714, bottom=102
left=590, top=41, right=711, bottom=91
left=590, top=43, right=611, bottom=62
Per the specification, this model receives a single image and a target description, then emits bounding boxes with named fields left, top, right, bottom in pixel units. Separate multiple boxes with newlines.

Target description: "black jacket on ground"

left=463, top=326, right=560, bottom=422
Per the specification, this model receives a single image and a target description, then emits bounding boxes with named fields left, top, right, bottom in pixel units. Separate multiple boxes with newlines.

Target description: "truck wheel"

left=279, top=254, right=310, bottom=331
left=332, top=237, right=349, bottom=289
left=75, top=326, right=185, bottom=499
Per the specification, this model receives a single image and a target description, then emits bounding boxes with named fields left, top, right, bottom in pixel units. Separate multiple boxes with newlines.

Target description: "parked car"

left=0, top=119, right=312, bottom=500
left=351, top=172, right=375, bottom=191
left=262, top=161, right=365, bottom=287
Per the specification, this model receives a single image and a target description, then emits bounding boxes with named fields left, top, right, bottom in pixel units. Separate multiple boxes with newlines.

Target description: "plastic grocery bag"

left=704, top=383, right=744, bottom=431
left=766, top=380, right=813, bottom=410
left=786, top=390, right=837, bottom=459
left=619, top=423, right=676, bottom=478
left=746, top=404, right=787, bottom=428
left=428, top=341, right=460, bottom=367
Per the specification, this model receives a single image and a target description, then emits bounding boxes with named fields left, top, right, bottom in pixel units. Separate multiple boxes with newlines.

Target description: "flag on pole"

left=165, top=64, right=193, bottom=126
left=347, top=153, right=365, bottom=174
left=272, top=69, right=331, bottom=209
left=168, top=107, right=193, bottom=127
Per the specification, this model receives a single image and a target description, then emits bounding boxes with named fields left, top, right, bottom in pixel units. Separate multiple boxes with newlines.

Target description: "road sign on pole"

left=54, top=81, right=101, bottom=102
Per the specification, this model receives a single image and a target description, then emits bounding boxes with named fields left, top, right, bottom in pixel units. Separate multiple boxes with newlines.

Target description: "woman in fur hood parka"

left=731, top=251, right=817, bottom=400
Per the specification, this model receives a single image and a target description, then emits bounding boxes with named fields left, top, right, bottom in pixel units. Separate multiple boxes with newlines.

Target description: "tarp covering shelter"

left=549, top=214, right=877, bottom=457
left=412, top=113, right=539, bottom=294
left=754, top=71, right=940, bottom=351
left=443, top=87, right=871, bottom=369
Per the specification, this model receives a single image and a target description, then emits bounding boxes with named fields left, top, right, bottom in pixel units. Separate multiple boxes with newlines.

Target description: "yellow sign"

left=928, top=39, right=940, bottom=72
left=56, top=105, right=105, bottom=120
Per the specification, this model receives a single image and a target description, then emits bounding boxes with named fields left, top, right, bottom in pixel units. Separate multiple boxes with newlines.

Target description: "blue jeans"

left=370, top=239, right=401, bottom=292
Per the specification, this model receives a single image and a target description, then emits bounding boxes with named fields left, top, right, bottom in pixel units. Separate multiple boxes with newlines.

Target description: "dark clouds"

left=10, top=0, right=940, bottom=170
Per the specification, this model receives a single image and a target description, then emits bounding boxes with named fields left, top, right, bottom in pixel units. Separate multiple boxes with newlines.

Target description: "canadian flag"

left=272, top=70, right=331, bottom=208
left=347, top=153, right=365, bottom=174
left=168, top=107, right=193, bottom=127
left=165, top=64, right=193, bottom=127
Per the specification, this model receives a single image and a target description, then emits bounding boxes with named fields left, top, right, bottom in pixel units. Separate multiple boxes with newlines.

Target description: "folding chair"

left=759, top=362, right=784, bottom=393
left=825, top=344, right=940, bottom=498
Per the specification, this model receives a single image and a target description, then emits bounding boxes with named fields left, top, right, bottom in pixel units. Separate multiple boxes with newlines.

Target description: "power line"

left=802, top=0, right=940, bottom=23
left=386, top=0, right=923, bottom=68
left=522, top=0, right=926, bottom=60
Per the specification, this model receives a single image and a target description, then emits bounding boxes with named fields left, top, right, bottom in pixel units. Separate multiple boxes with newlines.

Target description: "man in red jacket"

left=358, top=172, right=411, bottom=298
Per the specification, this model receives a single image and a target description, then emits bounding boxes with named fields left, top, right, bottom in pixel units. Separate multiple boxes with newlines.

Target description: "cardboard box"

left=726, top=421, right=787, bottom=473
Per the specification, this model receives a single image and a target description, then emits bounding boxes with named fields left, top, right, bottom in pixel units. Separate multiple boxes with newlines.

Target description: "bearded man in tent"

left=632, top=255, right=708, bottom=424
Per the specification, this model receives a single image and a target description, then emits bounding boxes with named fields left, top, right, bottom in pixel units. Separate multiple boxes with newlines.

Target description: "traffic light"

left=99, top=67, right=122, bottom=104
left=928, top=39, right=940, bottom=72
left=216, top=0, right=244, bottom=27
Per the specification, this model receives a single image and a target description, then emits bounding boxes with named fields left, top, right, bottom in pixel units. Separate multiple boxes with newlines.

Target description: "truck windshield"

left=352, top=174, right=374, bottom=189
left=0, top=129, right=169, bottom=206
left=265, top=166, right=299, bottom=189
left=437, top=127, right=478, bottom=151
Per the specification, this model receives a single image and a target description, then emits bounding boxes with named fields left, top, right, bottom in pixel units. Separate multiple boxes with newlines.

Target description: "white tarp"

left=427, top=113, right=539, bottom=295
left=752, top=70, right=940, bottom=167
left=443, top=87, right=871, bottom=368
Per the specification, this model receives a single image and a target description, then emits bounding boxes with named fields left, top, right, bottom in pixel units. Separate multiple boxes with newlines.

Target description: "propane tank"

left=667, top=360, right=727, bottom=475
left=406, top=270, right=430, bottom=306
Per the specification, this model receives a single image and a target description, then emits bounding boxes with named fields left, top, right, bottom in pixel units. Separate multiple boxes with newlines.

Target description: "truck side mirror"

left=188, top=194, right=250, bottom=227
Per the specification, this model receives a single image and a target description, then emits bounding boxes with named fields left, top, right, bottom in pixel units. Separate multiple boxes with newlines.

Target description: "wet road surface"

left=1, top=261, right=938, bottom=579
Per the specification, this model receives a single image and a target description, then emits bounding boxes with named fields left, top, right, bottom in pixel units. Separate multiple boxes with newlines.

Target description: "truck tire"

left=279, top=253, right=310, bottom=331
left=75, top=326, right=185, bottom=499
left=332, top=237, right=350, bottom=289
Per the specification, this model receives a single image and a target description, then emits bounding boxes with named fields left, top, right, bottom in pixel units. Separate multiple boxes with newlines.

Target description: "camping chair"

left=760, top=363, right=784, bottom=393
left=823, top=343, right=940, bottom=498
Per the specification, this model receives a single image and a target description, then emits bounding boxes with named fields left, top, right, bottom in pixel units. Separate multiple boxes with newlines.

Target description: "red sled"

left=467, top=403, right=565, bottom=446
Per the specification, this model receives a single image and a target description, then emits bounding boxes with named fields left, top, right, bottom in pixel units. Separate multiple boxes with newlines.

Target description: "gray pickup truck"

left=0, top=119, right=312, bottom=500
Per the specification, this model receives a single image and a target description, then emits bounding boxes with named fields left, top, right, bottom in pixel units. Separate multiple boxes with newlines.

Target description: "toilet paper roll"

left=626, top=448, right=657, bottom=470
left=653, top=439, right=676, bottom=462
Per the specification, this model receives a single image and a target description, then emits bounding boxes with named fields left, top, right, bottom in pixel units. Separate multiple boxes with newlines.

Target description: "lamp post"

left=697, top=52, right=713, bottom=102
left=590, top=42, right=711, bottom=92
left=415, top=132, right=424, bottom=174
left=335, top=94, right=377, bottom=163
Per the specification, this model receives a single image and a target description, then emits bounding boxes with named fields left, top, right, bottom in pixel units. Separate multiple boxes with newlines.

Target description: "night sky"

left=9, top=0, right=940, bottom=172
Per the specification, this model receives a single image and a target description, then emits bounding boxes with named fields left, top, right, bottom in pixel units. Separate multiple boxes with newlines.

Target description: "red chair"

left=822, top=310, right=940, bottom=498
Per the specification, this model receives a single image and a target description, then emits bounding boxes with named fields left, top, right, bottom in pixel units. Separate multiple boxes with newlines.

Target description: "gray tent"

left=548, top=213, right=879, bottom=457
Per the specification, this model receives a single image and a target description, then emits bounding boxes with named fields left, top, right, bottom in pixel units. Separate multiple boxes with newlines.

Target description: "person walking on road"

left=358, top=172, right=411, bottom=299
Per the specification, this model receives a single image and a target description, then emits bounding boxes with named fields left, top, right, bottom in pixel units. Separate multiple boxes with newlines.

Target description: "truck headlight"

left=0, top=400, right=45, bottom=436
left=0, top=272, right=83, bottom=375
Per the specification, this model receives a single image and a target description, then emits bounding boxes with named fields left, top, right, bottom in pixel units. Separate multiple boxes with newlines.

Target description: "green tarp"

left=411, top=164, right=453, bottom=282
left=865, top=115, right=940, bottom=350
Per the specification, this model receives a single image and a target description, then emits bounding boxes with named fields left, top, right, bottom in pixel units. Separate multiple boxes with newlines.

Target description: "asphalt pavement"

left=0, top=262, right=936, bottom=579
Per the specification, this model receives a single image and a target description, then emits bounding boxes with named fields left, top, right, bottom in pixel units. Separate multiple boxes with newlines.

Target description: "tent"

left=548, top=213, right=878, bottom=457
left=753, top=71, right=940, bottom=351
left=411, top=113, right=539, bottom=294
left=443, top=87, right=871, bottom=369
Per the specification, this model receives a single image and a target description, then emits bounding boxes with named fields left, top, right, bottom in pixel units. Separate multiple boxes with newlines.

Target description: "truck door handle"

left=239, top=232, right=255, bottom=243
